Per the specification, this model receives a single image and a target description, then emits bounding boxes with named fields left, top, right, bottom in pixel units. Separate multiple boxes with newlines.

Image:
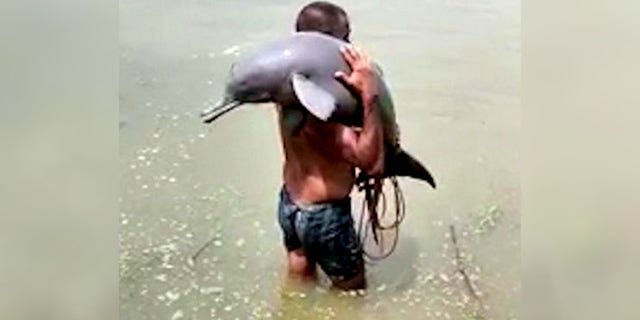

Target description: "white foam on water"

left=222, top=45, right=240, bottom=55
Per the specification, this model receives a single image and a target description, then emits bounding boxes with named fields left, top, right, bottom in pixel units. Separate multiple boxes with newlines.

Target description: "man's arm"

left=334, top=45, right=385, bottom=176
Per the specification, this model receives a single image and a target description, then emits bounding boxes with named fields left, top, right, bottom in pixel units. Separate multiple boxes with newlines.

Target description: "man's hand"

left=334, top=45, right=379, bottom=107
left=332, top=45, right=385, bottom=176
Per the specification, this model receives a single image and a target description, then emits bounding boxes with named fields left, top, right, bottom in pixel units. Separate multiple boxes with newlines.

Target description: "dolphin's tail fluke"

left=201, top=99, right=243, bottom=124
left=387, top=149, right=436, bottom=188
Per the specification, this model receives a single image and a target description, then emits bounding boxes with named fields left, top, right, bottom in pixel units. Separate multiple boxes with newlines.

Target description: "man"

left=276, top=1, right=384, bottom=290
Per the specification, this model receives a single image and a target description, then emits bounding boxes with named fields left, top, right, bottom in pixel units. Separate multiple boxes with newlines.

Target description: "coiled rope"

left=356, top=175, right=406, bottom=261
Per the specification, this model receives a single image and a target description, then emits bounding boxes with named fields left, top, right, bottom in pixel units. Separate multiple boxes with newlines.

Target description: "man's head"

left=295, top=1, right=350, bottom=42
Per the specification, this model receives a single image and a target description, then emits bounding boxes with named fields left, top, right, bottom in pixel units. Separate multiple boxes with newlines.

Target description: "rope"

left=356, top=175, right=406, bottom=261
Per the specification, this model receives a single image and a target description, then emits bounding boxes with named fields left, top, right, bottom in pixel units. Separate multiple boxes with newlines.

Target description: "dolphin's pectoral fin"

left=291, top=73, right=336, bottom=121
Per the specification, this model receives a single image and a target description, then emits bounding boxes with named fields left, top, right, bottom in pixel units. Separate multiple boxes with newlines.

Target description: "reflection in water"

left=120, top=0, right=520, bottom=319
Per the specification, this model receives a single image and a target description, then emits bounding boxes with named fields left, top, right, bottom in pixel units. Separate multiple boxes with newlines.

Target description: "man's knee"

left=287, top=249, right=315, bottom=277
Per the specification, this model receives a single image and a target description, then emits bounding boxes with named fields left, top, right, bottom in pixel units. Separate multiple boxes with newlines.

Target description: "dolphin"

left=201, top=32, right=435, bottom=188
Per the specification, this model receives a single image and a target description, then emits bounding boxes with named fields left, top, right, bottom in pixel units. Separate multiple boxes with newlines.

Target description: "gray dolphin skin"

left=201, top=32, right=435, bottom=188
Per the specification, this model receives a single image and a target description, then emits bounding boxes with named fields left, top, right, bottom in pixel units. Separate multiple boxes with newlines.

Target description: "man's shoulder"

left=279, top=104, right=308, bottom=137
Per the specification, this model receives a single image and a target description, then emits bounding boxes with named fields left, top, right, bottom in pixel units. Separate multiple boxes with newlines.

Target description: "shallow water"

left=119, top=0, right=520, bottom=319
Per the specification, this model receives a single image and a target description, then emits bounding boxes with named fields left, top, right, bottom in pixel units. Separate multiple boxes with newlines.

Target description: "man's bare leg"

left=287, top=249, right=316, bottom=280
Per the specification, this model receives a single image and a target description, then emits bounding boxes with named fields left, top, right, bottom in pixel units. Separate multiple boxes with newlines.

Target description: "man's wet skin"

left=279, top=105, right=356, bottom=204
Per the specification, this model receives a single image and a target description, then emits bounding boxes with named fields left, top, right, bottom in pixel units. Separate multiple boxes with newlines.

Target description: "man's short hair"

left=295, top=1, right=350, bottom=42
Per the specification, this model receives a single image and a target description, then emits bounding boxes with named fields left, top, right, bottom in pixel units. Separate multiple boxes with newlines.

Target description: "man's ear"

left=374, top=63, right=384, bottom=77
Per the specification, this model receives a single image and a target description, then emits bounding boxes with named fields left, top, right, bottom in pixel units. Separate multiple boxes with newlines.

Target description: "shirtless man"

left=277, top=2, right=384, bottom=290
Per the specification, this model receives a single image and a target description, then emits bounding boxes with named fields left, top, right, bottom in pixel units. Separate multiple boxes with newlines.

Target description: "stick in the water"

left=449, top=224, right=482, bottom=301
left=191, top=237, right=216, bottom=263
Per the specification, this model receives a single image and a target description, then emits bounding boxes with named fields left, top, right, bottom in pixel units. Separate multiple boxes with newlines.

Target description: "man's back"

left=277, top=104, right=356, bottom=204
left=276, top=102, right=368, bottom=290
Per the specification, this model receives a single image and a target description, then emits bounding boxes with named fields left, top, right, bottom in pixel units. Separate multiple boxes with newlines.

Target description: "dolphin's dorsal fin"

left=291, top=73, right=336, bottom=121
